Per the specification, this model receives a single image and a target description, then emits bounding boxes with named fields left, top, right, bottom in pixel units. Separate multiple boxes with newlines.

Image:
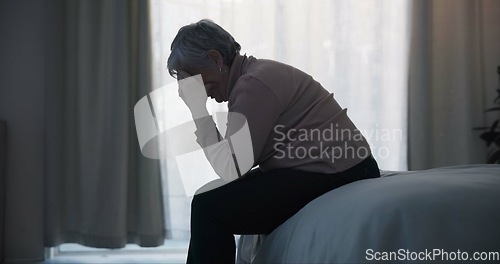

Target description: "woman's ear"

left=207, top=49, right=224, bottom=68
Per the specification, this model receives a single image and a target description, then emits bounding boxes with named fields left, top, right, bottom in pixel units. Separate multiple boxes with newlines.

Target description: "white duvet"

left=237, top=165, right=500, bottom=263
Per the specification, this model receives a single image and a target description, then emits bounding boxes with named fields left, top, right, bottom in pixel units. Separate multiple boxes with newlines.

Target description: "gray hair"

left=167, top=19, right=241, bottom=78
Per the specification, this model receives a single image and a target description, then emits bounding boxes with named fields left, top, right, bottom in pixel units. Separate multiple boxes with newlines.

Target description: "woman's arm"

left=178, top=74, right=253, bottom=182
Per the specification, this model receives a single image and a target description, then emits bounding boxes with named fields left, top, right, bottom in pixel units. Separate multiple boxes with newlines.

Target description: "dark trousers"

left=186, top=156, right=380, bottom=263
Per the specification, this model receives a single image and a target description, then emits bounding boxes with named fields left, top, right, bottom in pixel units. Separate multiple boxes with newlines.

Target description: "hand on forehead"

left=176, top=70, right=192, bottom=80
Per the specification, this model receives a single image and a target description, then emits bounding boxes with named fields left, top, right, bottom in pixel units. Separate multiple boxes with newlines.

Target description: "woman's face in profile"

left=181, top=50, right=230, bottom=103
left=184, top=65, right=228, bottom=103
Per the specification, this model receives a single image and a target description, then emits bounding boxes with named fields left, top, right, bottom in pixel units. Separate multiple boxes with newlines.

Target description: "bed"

left=236, top=165, right=500, bottom=263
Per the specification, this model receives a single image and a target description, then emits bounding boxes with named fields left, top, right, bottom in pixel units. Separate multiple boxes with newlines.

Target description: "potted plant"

left=473, top=66, right=500, bottom=164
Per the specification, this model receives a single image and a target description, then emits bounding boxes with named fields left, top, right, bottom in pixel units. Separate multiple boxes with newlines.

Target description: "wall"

left=0, top=0, right=46, bottom=262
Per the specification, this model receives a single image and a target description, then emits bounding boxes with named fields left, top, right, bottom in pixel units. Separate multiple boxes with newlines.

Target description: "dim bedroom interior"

left=1, top=0, right=500, bottom=263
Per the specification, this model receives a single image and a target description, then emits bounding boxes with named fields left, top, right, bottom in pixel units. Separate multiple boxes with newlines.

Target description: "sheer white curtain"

left=150, top=0, right=411, bottom=240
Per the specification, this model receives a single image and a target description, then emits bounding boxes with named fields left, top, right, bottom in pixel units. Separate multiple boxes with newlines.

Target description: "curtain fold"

left=44, top=0, right=165, bottom=248
left=408, top=0, right=500, bottom=169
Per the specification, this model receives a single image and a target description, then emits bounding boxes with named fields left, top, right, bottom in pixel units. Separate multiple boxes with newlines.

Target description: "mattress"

left=237, top=165, right=500, bottom=263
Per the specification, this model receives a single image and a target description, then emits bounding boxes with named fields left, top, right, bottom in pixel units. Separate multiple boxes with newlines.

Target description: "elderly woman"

left=167, top=19, right=380, bottom=263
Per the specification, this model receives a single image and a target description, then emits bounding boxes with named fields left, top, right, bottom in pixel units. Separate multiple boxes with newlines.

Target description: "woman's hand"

left=176, top=69, right=191, bottom=81
left=177, top=70, right=209, bottom=119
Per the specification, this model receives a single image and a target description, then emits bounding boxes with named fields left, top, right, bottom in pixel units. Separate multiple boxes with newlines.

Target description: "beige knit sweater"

left=194, top=54, right=371, bottom=177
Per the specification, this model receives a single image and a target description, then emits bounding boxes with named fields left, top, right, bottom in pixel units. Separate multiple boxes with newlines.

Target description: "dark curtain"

left=44, top=0, right=165, bottom=248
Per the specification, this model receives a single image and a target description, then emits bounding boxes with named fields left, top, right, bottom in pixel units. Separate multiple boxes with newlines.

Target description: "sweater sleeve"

left=194, top=75, right=282, bottom=180
left=193, top=115, right=241, bottom=182
left=193, top=108, right=256, bottom=181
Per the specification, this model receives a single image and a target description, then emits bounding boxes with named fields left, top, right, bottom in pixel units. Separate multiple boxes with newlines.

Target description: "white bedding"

left=237, top=165, right=500, bottom=263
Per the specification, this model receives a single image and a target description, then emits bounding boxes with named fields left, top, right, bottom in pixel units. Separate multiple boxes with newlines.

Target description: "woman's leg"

left=186, top=156, right=380, bottom=263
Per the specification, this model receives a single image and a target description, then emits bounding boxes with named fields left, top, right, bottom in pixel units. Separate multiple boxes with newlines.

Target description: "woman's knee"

left=194, top=179, right=226, bottom=195
left=191, top=189, right=222, bottom=219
